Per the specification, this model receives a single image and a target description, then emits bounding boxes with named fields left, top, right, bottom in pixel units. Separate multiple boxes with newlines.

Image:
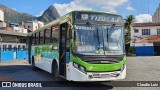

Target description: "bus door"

left=59, top=22, right=69, bottom=77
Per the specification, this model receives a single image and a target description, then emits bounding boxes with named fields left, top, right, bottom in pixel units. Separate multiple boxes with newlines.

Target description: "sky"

left=0, top=0, right=160, bottom=23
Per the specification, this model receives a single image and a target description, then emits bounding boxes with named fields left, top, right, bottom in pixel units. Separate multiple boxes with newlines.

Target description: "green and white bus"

left=27, top=10, right=126, bottom=81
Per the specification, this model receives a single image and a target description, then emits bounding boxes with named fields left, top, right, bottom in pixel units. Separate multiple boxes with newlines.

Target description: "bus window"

left=44, top=30, right=46, bottom=44
left=34, top=33, right=36, bottom=45
left=32, top=34, right=35, bottom=45
left=8, top=45, right=12, bottom=51
left=45, top=28, right=51, bottom=44
left=36, top=32, right=39, bottom=44
left=40, top=31, right=44, bottom=44
left=52, top=27, right=58, bottom=43
left=66, top=24, right=70, bottom=52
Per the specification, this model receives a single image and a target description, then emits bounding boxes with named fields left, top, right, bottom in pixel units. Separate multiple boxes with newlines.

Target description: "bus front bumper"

left=69, top=65, right=126, bottom=82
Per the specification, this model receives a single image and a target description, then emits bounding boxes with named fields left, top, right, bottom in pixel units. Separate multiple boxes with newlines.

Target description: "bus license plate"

left=100, top=74, right=110, bottom=78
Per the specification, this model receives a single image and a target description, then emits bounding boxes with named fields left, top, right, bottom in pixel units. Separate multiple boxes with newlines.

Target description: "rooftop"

left=135, top=34, right=160, bottom=43
left=132, top=22, right=160, bottom=27
left=0, top=30, right=27, bottom=37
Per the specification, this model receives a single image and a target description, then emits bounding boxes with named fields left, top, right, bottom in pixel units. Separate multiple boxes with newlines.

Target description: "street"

left=0, top=56, right=160, bottom=90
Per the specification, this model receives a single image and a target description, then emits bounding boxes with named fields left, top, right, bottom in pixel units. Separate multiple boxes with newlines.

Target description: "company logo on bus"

left=81, top=14, right=89, bottom=20
left=76, top=12, right=121, bottom=22
left=88, top=66, right=93, bottom=70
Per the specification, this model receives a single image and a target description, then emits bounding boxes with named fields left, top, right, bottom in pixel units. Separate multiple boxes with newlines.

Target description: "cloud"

left=36, top=11, right=44, bottom=17
left=126, top=3, right=135, bottom=11
left=54, top=0, right=129, bottom=16
left=126, top=6, right=135, bottom=11
left=135, top=14, right=152, bottom=23
left=54, top=2, right=92, bottom=16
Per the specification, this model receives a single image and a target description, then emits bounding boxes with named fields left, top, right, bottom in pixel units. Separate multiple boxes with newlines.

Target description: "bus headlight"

left=73, top=62, right=86, bottom=74
left=73, top=62, right=78, bottom=68
left=80, top=66, right=85, bottom=72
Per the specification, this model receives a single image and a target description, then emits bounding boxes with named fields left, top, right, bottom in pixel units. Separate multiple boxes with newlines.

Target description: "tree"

left=124, top=15, right=135, bottom=44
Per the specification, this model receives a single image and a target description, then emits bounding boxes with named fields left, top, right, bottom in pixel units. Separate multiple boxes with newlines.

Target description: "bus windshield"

left=73, top=24, right=124, bottom=55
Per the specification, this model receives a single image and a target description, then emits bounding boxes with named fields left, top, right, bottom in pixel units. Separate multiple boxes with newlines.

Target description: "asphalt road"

left=0, top=56, right=160, bottom=90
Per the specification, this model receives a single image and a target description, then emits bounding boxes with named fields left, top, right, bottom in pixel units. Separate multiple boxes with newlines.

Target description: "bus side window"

left=66, top=24, right=70, bottom=52
left=38, top=32, right=40, bottom=44
left=34, top=33, right=36, bottom=45
left=40, top=31, right=44, bottom=44
left=44, top=29, right=46, bottom=44
left=35, top=32, right=39, bottom=45
left=45, top=28, right=51, bottom=44
left=52, top=27, right=58, bottom=43
left=32, top=34, right=35, bottom=45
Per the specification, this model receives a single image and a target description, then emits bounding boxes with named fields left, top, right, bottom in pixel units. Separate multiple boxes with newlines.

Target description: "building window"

left=8, top=45, right=12, bottom=51
left=28, top=26, right=31, bottom=29
left=134, top=29, right=139, bottom=33
left=157, top=29, right=160, bottom=34
left=18, top=45, right=21, bottom=51
left=142, top=29, right=150, bottom=35
left=22, top=45, right=26, bottom=51
left=3, top=45, right=7, bottom=52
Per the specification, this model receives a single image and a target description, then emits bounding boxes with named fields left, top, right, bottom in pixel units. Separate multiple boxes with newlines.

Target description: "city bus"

left=27, top=10, right=126, bottom=81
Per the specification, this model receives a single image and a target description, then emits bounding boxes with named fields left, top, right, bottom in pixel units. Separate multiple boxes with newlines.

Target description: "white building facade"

left=131, top=22, right=160, bottom=56
left=25, top=21, right=44, bottom=31
left=0, top=9, right=4, bottom=21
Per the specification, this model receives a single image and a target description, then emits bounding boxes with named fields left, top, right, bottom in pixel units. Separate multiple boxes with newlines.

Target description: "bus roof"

left=27, top=10, right=122, bottom=36
left=76, top=10, right=120, bottom=16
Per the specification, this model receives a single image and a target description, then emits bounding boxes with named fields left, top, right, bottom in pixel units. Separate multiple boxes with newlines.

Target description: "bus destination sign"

left=75, top=12, right=121, bottom=22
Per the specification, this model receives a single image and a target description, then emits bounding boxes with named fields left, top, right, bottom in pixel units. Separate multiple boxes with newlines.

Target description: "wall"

left=0, top=10, right=4, bottom=21
left=135, top=43, right=154, bottom=56
left=0, top=22, right=6, bottom=28
left=25, top=22, right=39, bottom=31
left=0, top=42, right=28, bottom=62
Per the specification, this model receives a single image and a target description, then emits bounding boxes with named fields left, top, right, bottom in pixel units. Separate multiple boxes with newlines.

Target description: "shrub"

left=127, top=47, right=136, bottom=55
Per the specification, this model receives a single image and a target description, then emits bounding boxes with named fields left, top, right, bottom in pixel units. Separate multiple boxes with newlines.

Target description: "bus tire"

left=52, top=61, right=61, bottom=81
left=32, top=56, right=39, bottom=71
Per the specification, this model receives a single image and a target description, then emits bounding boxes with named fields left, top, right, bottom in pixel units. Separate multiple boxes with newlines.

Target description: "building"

left=0, top=30, right=28, bottom=62
left=0, top=9, right=6, bottom=28
left=152, top=4, right=160, bottom=22
left=0, top=21, right=7, bottom=28
left=24, top=21, right=44, bottom=31
left=131, top=22, right=160, bottom=56
left=9, top=23, right=28, bottom=33
left=0, top=9, right=4, bottom=21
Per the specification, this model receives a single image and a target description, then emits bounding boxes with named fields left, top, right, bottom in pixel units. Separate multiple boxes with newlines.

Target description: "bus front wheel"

left=52, top=61, right=62, bottom=81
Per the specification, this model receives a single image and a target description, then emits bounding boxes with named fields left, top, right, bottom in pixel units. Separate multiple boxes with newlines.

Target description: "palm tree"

left=124, top=15, right=135, bottom=44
